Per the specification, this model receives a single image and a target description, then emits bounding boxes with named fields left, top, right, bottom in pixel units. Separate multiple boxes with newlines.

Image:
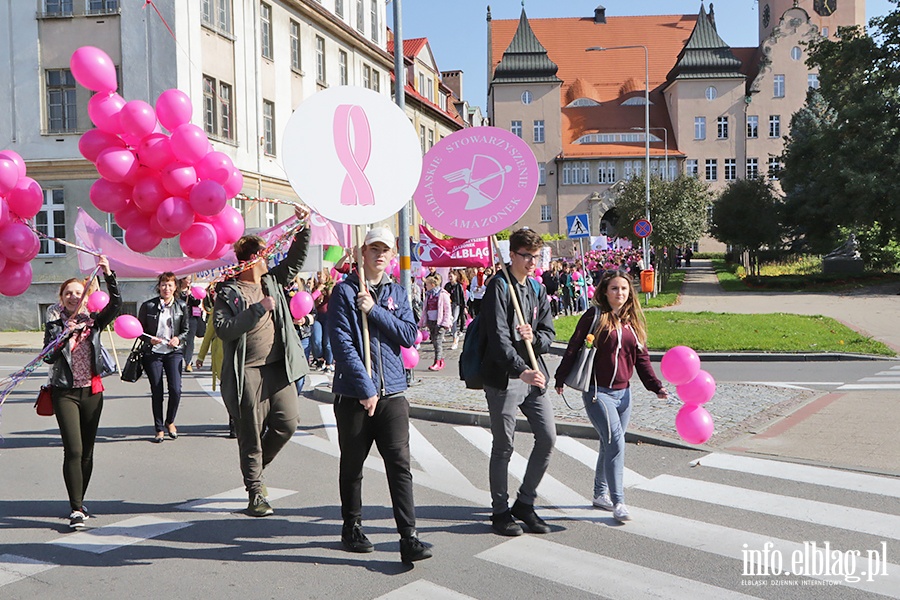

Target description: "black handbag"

left=121, top=339, right=144, bottom=383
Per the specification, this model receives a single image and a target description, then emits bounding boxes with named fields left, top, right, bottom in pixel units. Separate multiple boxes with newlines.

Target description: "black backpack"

left=459, top=276, right=541, bottom=389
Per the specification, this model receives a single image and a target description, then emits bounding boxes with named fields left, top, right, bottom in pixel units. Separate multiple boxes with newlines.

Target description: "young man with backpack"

left=479, top=228, right=556, bottom=536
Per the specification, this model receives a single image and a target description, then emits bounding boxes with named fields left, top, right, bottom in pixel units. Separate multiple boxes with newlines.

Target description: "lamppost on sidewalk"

left=585, top=45, right=652, bottom=276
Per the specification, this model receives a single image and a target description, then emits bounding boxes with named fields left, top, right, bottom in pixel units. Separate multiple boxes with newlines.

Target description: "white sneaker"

left=451, top=336, right=459, bottom=350
left=613, top=503, right=631, bottom=523
left=592, top=493, right=614, bottom=511
left=69, top=510, right=86, bottom=530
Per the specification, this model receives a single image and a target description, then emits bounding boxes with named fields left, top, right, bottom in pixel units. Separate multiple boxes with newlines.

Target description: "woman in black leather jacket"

left=42, top=256, right=121, bottom=529
left=138, top=272, right=189, bottom=443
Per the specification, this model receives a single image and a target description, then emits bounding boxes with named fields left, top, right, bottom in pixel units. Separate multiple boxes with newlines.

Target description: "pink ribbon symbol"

left=333, top=104, right=375, bottom=206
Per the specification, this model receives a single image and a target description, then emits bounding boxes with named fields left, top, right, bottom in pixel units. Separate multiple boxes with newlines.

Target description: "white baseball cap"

left=363, top=227, right=396, bottom=248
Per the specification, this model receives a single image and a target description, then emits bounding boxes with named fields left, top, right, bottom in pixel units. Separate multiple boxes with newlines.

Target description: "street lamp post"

left=633, top=126, right=667, bottom=180
left=585, top=45, right=652, bottom=279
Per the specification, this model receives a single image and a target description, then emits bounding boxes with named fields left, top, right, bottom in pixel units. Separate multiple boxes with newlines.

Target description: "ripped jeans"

left=582, top=386, right=632, bottom=504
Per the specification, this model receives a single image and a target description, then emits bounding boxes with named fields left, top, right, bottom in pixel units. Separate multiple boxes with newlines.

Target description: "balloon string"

left=209, top=218, right=308, bottom=285
left=143, top=0, right=176, bottom=40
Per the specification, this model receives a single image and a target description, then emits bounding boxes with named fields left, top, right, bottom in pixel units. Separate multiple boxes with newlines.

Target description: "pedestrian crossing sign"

left=566, top=214, right=591, bottom=239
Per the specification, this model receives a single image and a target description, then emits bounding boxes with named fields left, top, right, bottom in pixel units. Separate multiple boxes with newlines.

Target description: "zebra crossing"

left=837, top=365, right=900, bottom=391
left=2, top=380, right=897, bottom=599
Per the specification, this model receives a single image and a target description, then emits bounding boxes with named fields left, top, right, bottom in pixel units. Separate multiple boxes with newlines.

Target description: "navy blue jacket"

left=327, top=272, right=417, bottom=399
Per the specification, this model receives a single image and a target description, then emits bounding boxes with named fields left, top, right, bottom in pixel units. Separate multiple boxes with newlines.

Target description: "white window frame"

left=316, top=36, right=326, bottom=83
left=747, top=115, right=759, bottom=139
left=339, top=50, right=348, bottom=85
left=260, top=2, right=272, bottom=60
left=533, top=120, right=544, bottom=143
left=769, top=115, right=781, bottom=138
left=37, top=189, right=67, bottom=256
left=768, top=157, right=781, bottom=180
left=370, top=0, right=378, bottom=43
left=290, top=20, right=301, bottom=72
left=808, top=73, right=820, bottom=89
left=356, top=0, right=365, bottom=33
left=539, top=164, right=546, bottom=186
left=717, top=116, right=729, bottom=140
left=773, top=74, right=785, bottom=98
left=686, top=159, right=698, bottom=178
left=540, top=205, right=552, bottom=222
left=724, top=158, right=736, bottom=181
left=705, top=158, right=717, bottom=181
left=510, top=120, right=522, bottom=138
left=263, top=100, right=275, bottom=156
left=746, top=157, right=759, bottom=179
left=219, top=81, right=233, bottom=140
left=694, top=116, right=706, bottom=140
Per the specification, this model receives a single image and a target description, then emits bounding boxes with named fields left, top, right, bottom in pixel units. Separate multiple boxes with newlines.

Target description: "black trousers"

left=143, top=351, right=183, bottom=433
left=333, top=394, right=416, bottom=537
left=53, top=386, right=103, bottom=511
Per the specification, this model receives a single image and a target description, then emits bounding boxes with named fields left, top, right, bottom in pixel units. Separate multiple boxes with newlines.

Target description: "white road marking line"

left=48, top=516, right=191, bottom=554
left=697, top=453, right=900, bottom=497
left=477, top=536, right=759, bottom=600
left=553, top=436, right=649, bottom=487
left=635, top=475, right=900, bottom=540
left=318, top=404, right=339, bottom=445
left=858, top=377, right=900, bottom=382
left=836, top=383, right=900, bottom=390
left=0, top=554, right=55, bottom=588
left=374, top=580, right=477, bottom=600
left=177, top=486, right=296, bottom=512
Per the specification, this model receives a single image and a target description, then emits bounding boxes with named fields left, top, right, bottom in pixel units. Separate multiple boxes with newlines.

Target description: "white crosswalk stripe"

left=477, top=537, right=761, bottom=600
left=0, top=555, right=55, bottom=587
left=48, top=516, right=191, bottom=554
left=373, top=580, right=477, bottom=599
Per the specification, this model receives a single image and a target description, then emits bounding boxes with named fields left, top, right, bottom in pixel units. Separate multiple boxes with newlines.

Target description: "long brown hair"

left=591, top=270, right=647, bottom=347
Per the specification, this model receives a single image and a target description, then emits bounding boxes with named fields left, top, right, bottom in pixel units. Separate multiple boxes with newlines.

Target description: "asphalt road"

left=1, top=355, right=898, bottom=599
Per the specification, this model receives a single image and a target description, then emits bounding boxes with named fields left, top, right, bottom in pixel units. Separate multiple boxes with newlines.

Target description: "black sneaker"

left=490, top=510, right=523, bottom=537
left=69, top=510, right=86, bottom=530
left=341, top=521, right=374, bottom=553
left=399, top=533, right=433, bottom=564
left=511, top=500, right=551, bottom=534
left=247, top=492, right=273, bottom=517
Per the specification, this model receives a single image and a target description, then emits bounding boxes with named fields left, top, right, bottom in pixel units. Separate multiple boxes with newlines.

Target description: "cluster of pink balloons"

left=71, top=46, right=245, bottom=259
left=0, top=150, right=43, bottom=296
left=661, top=345, right=716, bottom=445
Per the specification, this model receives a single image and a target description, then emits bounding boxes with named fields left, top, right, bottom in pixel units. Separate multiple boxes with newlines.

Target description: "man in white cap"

left=327, top=226, right=433, bottom=564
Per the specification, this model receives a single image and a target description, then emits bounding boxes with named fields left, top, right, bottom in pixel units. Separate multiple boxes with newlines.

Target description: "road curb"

left=546, top=343, right=894, bottom=362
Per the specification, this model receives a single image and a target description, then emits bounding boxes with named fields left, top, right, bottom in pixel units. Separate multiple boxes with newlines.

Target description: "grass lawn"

left=711, top=259, right=900, bottom=292
left=554, top=311, right=895, bottom=356
left=641, top=271, right=684, bottom=309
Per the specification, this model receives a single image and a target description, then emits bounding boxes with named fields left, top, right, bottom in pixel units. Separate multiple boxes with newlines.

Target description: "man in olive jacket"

left=214, top=205, right=311, bottom=517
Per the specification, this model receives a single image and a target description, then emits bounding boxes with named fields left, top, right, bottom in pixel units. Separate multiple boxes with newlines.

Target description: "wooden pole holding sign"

left=491, top=235, right=539, bottom=373
left=354, top=225, right=372, bottom=377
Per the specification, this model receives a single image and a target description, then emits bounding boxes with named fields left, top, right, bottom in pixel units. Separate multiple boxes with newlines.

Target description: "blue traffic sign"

left=566, top=214, right=591, bottom=239
left=634, top=219, right=652, bottom=238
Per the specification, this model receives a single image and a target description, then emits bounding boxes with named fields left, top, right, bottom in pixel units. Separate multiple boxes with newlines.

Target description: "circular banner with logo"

left=413, top=126, right=539, bottom=238
left=282, top=86, right=422, bottom=225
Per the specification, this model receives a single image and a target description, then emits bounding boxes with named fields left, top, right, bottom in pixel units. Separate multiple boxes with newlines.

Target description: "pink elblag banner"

left=415, top=225, right=492, bottom=268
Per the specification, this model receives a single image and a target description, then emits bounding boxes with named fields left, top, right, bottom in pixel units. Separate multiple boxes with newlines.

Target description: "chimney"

left=594, top=5, right=606, bottom=24
left=442, top=70, right=463, bottom=100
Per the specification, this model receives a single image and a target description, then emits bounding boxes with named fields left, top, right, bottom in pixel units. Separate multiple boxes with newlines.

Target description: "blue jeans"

left=311, top=314, right=333, bottom=365
left=295, top=336, right=310, bottom=393
left=582, top=386, right=631, bottom=504
left=143, top=351, right=183, bottom=433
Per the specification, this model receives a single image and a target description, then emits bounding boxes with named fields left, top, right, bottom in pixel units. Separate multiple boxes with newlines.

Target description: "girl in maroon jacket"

left=554, top=270, right=668, bottom=523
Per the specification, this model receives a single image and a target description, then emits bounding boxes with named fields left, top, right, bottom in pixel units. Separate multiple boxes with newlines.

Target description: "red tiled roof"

left=386, top=37, right=428, bottom=60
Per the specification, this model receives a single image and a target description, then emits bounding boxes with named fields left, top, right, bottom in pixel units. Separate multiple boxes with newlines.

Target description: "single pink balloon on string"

left=676, top=370, right=716, bottom=405
left=190, top=286, right=207, bottom=300
left=155, top=89, right=192, bottom=131
left=69, top=46, right=118, bottom=93
left=660, top=345, right=702, bottom=386
left=675, top=404, right=714, bottom=445
left=113, top=314, right=143, bottom=339
left=401, top=346, right=420, bottom=369
left=86, top=291, right=110, bottom=312
left=290, top=291, right=314, bottom=320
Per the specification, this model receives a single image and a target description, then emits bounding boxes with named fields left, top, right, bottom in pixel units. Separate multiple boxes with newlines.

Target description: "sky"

left=391, top=0, right=895, bottom=111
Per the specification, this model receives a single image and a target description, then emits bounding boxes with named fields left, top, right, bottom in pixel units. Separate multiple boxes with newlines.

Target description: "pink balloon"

left=206, top=241, right=232, bottom=260
left=390, top=262, right=401, bottom=279
left=132, top=174, right=169, bottom=213
left=124, top=217, right=162, bottom=252
left=414, top=330, right=424, bottom=345
left=223, top=168, right=244, bottom=197
left=119, top=100, right=157, bottom=139
left=161, top=162, right=197, bottom=197
left=0, top=158, right=18, bottom=194
left=87, top=178, right=129, bottom=214
left=113, top=314, right=143, bottom=339
left=138, top=133, right=176, bottom=170
left=465, top=315, right=473, bottom=327
left=88, top=92, right=127, bottom=134
left=189, top=179, right=227, bottom=216
left=180, top=222, right=218, bottom=258
left=156, top=195, right=195, bottom=234
left=290, top=291, right=314, bottom=319
left=0, top=251, right=6, bottom=274
left=79, top=129, right=126, bottom=163
left=114, top=201, right=143, bottom=230
left=0, top=198, right=8, bottom=226
left=675, top=404, right=714, bottom=445
left=0, top=222, right=39, bottom=262
left=155, top=89, right=192, bottom=131
left=572, top=271, right=582, bottom=282
left=0, top=150, right=26, bottom=179
left=0, top=260, right=32, bottom=296
left=676, top=370, right=716, bottom=405
left=401, top=346, right=420, bottom=369
left=70, top=46, right=117, bottom=92
left=421, top=328, right=430, bottom=342
left=96, top=147, right=138, bottom=183
left=209, top=204, right=244, bottom=244
left=534, top=268, right=543, bottom=277
left=661, top=346, right=702, bottom=386
left=86, top=290, right=110, bottom=312
left=418, top=266, right=428, bottom=279
left=149, top=212, right=177, bottom=239
left=171, top=124, right=210, bottom=164
left=190, top=285, right=207, bottom=300
left=586, top=285, right=595, bottom=299
left=195, top=151, right=235, bottom=184
left=6, top=177, right=44, bottom=219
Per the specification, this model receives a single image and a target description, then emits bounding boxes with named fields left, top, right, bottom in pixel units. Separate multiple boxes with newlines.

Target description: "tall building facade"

left=0, top=0, right=392, bottom=327
left=488, top=1, right=864, bottom=243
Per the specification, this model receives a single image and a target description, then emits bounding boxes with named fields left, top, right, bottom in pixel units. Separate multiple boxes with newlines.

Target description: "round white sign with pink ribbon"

left=414, top=126, right=539, bottom=238
left=282, top=86, right=422, bottom=225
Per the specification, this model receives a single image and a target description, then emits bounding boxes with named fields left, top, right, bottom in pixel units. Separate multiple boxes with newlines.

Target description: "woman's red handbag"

left=35, top=386, right=54, bottom=416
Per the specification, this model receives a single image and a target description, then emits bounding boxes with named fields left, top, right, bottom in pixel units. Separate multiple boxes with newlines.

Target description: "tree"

left=781, top=3, right=900, bottom=248
left=710, top=177, right=783, bottom=275
left=614, top=175, right=712, bottom=250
